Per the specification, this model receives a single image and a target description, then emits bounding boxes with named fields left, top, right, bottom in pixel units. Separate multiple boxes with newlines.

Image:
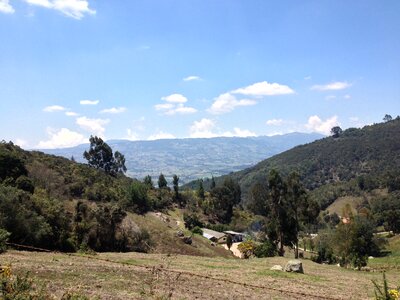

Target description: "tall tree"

left=330, top=126, right=343, bottom=138
left=143, top=175, right=153, bottom=189
left=210, top=176, right=216, bottom=189
left=83, top=136, right=126, bottom=176
left=197, top=179, right=205, bottom=200
left=383, top=114, right=393, bottom=122
left=158, top=173, right=168, bottom=189
left=172, top=174, right=179, bottom=200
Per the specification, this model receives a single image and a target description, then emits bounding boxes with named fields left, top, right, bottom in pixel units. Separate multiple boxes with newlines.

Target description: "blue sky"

left=0, top=0, right=399, bottom=149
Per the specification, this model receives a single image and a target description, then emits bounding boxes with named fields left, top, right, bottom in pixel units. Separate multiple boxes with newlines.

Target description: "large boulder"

left=284, top=260, right=304, bottom=273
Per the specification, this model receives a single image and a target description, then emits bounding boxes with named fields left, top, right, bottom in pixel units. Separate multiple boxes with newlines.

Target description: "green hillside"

left=196, top=118, right=400, bottom=209
left=0, top=141, right=230, bottom=257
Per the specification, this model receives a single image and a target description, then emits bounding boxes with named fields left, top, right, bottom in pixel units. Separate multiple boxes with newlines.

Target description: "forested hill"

left=43, top=132, right=323, bottom=184
left=200, top=118, right=400, bottom=206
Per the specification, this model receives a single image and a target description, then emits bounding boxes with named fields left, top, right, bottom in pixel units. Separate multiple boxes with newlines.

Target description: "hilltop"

left=193, top=118, right=400, bottom=209
left=42, top=133, right=323, bottom=184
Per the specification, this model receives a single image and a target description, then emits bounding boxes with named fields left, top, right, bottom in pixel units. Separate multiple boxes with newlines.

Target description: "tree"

left=83, top=136, right=126, bottom=176
left=143, top=175, right=153, bottom=189
left=209, top=178, right=241, bottom=223
left=125, top=181, right=150, bottom=214
left=330, top=126, right=343, bottom=138
left=172, top=174, right=179, bottom=200
left=158, top=173, right=168, bottom=189
left=383, top=114, right=393, bottom=122
left=210, top=176, right=216, bottom=189
left=197, top=179, right=205, bottom=200
left=226, top=234, right=233, bottom=250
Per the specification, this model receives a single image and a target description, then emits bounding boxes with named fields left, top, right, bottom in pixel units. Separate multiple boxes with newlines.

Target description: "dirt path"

left=222, top=242, right=242, bottom=258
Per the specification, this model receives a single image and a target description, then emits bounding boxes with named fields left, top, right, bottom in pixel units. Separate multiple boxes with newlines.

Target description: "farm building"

left=223, top=231, right=246, bottom=243
left=202, top=228, right=227, bottom=244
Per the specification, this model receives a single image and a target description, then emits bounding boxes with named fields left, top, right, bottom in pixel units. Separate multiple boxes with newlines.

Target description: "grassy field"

left=1, top=248, right=400, bottom=299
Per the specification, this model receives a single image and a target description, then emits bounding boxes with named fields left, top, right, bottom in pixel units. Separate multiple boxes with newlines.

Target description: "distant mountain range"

left=42, top=132, right=323, bottom=184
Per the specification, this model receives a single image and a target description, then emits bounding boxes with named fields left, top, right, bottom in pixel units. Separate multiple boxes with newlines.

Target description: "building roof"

left=223, top=230, right=246, bottom=236
left=202, top=228, right=226, bottom=240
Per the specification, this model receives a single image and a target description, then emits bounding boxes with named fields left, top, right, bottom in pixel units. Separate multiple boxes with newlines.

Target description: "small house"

left=202, top=228, right=227, bottom=244
left=223, top=231, right=246, bottom=243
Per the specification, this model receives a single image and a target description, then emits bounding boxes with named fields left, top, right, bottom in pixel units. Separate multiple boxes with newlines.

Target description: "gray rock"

left=270, top=265, right=283, bottom=271
left=284, top=260, right=304, bottom=273
left=176, top=230, right=184, bottom=237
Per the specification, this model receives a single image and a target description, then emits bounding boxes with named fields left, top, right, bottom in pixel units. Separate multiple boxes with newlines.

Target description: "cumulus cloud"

left=266, top=119, right=284, bottom=126
left=0, top=0, right=14, bottom=13
left=80, top=99, right=99, bottom=105
left=222, top=128, right=257, bottom=137
left=24, top=0, right=95, bottom=19
left=15, top=138, right=28, bottom=148
left=156, top=94, right=197, bottom=115
left=311, top=81, right=352, bottom=91
left=43, top=105, right=66, bottom=112
left=65, top=111, right=79, bottom=117
left=161, top=94, right=188, bottom=103
left=100, top=107, right=126, bottom=114
left=37, top=128, right=87, bottom=149
left=305, top=115, right=339, bottom=135
left=125, top=129, right=139, bottom=141
left=183, top=75, right=201, bottom=81
left=76, top=116, right=109, bottom=136
left=232, top=81, right=295, bottom=97
left=147, top=131, right=176, bottom=141
left=189, top=118, right=217, bottom=138
left=208, top=93, right=256, bottom=114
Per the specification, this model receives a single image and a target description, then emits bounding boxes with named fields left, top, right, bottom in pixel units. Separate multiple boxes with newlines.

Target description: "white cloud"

left=155, top=103, right=174, bottom=111
left=37, top=128, right=87, bottom=149
left=344, top=94, right=351, bottom=99
left=208, top=93, right=256, bottom=114
left=24, top=0, right=95, bottom=19
left=125, top=129, right=139, bottom=141
left=183, top=75, right=201, bottom=82
left=222, top=128, right=257, bottom=138
left=43, top=105, right=66, bottom=112
left=15, top=138, right=28, bottom=148
left=189, top=118, right=217, bottom=138
left=65, top=111, right=79, bottom=117
left=161, top=94, right=188, bottom=103
left=100, top=107, right=126, bottom=114
left=232, top=81, right=295, bottom=97
left=147, top=131, right=175, bottom=140
left=76, top=116, right=109, bottom=136
left=164, top=104, right=197, bottom=115
left=80, top=99, right=99, bottom=105
left=0, top=0, right=15, bottom=13
left=305, top=115, right=339, bottom=135
left=311, top=81, right=352, bottom=91
left=156, top=94, right=197, bottom=115
left=266, top=119, right=284, bottom=126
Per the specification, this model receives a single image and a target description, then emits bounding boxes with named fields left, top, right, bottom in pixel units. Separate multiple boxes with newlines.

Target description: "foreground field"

left=1, top=250, right=400, bottom=299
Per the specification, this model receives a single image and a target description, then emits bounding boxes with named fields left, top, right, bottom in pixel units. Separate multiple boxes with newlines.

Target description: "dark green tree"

left=124, top=181, right=150, bottom=214
left=172, top=174, right=180, bottom=201
left=143, top=175, right=153, bottom=189
left=383, top=114, right=393, bottom=122
left=83, top=136, right=126, bottom=176
left=330, top=126, right=343, bottom=138
left=158, top=173, right=168, bottom=189
left=226, top=234, right=233, bottom=250
left=197, top=179, right=205, bottom=200
left=209, top=177, right=241, bottom=223
left=210, top=176, right=216, bottom=189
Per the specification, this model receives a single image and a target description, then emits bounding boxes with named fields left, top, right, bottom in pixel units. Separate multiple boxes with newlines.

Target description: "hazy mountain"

left=42, top=132, right=323, bottom=184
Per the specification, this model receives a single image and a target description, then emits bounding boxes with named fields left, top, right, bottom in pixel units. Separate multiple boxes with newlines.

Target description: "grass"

left=2, top=249, right=400, bottom=299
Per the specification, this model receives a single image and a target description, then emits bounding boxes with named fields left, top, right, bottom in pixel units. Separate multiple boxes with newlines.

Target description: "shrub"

left=254, top=240, right=277, bottom=258
left=191, top=226, right=203, bottom=235
left=0, top=228, right=10, bottom=253
left=183, top=213, right=203, bottom=230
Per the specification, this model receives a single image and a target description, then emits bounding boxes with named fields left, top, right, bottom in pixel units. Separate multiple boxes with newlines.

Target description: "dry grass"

left=2, top=250, right=400, bottom=299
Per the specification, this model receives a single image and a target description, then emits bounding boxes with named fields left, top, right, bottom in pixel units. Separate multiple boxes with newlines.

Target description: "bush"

left=0, top=228, right=10, bottom=253
left=183, top=213, right=203, bottom=230
left=191, top=226, right=203, bottom=235
left=254, top=240, right=277, bottom=258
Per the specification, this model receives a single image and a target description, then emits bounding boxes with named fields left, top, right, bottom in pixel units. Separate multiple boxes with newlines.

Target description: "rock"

left=270, top=265, right=283, bottom=271
left=284, top=260, right=304, bottom=273
left=176, top=230, right=184, bottom=237
left=211, top=242, right=216, bottom=247
left=182, top=236, right=192, bottom=245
